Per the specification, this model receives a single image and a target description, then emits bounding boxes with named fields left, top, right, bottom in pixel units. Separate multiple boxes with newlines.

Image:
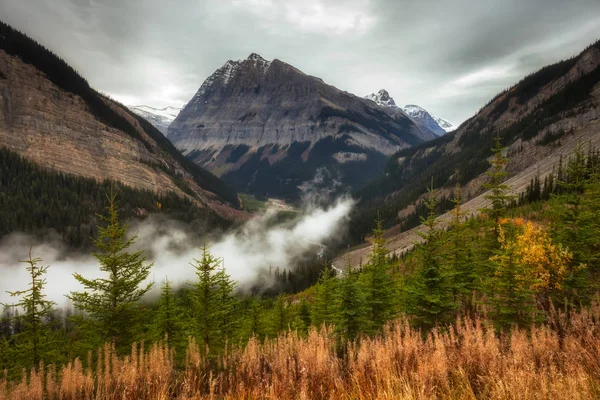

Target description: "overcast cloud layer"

left=1, top=0, right=599, bottom=125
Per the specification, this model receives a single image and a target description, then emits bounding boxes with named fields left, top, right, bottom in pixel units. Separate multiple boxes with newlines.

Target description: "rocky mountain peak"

left=192, top=54, right=272, bottom=100
left=365, top=89, right=397, bottom=108
left=247, top=52, right=266, bottom=62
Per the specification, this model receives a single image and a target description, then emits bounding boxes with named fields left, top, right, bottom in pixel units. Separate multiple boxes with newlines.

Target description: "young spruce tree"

left=68, top=190, right=153, bottom=353
left=361, top=216, right=396, bottom=333
left=482, top=135, right=514, bottom=239
left=404, top=185, right=456, bottom=329
left=4, top=249, right=56, bottom=368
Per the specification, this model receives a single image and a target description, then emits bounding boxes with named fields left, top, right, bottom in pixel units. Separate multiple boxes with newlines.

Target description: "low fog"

left=0, top=197, right=353, bottom=307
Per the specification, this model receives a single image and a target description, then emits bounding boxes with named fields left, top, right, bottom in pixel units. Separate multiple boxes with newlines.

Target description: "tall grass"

left=2, top=302, right=600, bottom=399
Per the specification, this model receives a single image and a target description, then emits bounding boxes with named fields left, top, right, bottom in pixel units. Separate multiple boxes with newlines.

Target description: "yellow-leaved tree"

left=487, top=219, right=572, bottom=329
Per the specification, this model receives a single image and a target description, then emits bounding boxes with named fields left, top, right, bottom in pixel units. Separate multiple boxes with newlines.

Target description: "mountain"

left=365, top=89, right=398, bottom=108
left=431, top=115, right=455, bottom=132
left=0, top=21, right=243, bottom=247
left=364, top=89, right=454, bottom=136
left=128, top=105, right=181, bottom=134
left=402, top=104, right=454, bottom=135
left=341, top=39, right=600, bottom=262
left=168, top=54, right=436, bottom=200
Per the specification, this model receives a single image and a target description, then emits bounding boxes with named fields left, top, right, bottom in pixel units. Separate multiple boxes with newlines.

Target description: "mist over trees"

left=1, top=140, right=600, bottom=398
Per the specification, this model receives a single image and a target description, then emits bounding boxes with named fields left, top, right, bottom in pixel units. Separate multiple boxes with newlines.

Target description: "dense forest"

left=0, top=21, right=239, bottom=207
left=0, top=147, right=231, bottom=249
left=1, top=140, right=599, bottom=398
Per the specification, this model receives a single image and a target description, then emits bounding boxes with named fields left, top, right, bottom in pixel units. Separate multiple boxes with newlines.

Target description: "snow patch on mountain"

left=402, top=104, right=455, bottom=134
left=432, top=116, right=456, bottom=132
left=129, top=105, right=181, bottom=135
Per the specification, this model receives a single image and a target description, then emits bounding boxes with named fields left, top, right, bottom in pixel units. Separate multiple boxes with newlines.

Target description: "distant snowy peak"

left=403, top=104, right=455, bottom=134
left=365, top=89, right=397, bottom=108
left=195, top=53, right=272, bottom=98
left=364, top=89, right=454, bottom=136
left=432, top=116, right=455, bottom=132
left=128, top=105, right=182, bottom=135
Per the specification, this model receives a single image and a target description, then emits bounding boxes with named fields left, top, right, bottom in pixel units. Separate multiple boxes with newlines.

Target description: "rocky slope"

left=128, top=105, right=181, bottom=135
left=342, top=39, right=600, bottom=265
left=0, top=21, right=241, bottom=220
left=168, top=54, right=436, bottom=200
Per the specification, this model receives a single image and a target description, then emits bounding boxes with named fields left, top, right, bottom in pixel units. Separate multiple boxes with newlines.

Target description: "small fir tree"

left=68, top=190, right=153, bottom=352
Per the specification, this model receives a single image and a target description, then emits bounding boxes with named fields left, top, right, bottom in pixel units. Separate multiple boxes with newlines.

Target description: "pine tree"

left=549, top=145, right=600, bottom=302
left=269, top=295, right=289, bottom=335
left=311, top=265, right=338, bottom=327
left=3, top=248, right=56, bottom=367
left=296, top=299, right=312, bottom=333
left=67, top=190, right=153, bottom=352
left=189, top=245, right=220, bottom=351
left=152, top=278, right=182, bottom=347
left=214, top=265, right=238, bottom=344
left=337, top=268, right=366, bottom=340
left=446, top=184, right=477, bottom=314
left=482, top=135, right=514, bottom=237
left=246, top=299, right=264, bottom=338
left=362, top=216, right=396, bottom=332
left=404, top=186, right=456, bottom=329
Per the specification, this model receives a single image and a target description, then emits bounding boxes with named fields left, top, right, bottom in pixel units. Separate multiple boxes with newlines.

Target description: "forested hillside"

left=1, top=141, right=599, bottom=398
left=348, top=39, right=600, bottom=245
left=0, top=147, right=230, bottom=249
left=0, top=20, right=240, bottom=237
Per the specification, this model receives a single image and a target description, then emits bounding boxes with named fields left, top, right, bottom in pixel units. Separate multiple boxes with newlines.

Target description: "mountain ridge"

left=364, top=89, right=455, bottom=136
left=168, top=54, right=436, bottom=200
left=340, top=38, right=600, bottom=264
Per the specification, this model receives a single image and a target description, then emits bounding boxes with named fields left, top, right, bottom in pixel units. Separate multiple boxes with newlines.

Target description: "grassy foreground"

left=2, top=301, right=600, bottom=400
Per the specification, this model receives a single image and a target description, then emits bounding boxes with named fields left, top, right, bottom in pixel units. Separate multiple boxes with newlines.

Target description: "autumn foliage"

left=2, top=301, right=600, bottom=399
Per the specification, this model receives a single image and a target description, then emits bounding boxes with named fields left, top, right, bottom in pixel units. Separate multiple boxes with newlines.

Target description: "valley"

left=1, top=5, right=600, bottom=399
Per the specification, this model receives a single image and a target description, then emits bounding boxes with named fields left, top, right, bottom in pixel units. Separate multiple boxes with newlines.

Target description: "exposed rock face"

left=168, top=54, right=435, bottom=199
left=0, top=48, right=241, bottom=218
left=128, top=105, right=181, bottom=134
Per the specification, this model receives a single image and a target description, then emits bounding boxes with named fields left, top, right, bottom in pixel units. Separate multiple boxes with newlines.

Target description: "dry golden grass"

left=2, top=303, right=600, bottom=400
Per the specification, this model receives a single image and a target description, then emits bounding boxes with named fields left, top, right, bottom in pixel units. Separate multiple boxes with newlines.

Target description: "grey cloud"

left=1, top=0, right=599, bottom=125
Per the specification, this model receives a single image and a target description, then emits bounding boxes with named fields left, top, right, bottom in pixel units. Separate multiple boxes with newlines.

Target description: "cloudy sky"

left=1, top=0, right=599, bottom=125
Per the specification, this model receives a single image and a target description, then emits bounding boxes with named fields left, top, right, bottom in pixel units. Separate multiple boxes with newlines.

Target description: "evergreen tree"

left=3, top=249, right=56, bottom=367
left=446, top=185, right=477, bottom=314
left=269, top=295, right=289, bottom=335
left=296, top=299, right=312, bottom=333
left=67, top=190, right=153, bottom=352
left=152, top=278, right=183, bottom=348
left=189, top=245, right=220, bottom=351
left=246, top=299, right=264, bottom=338
left=361, top=217, right=396, bottom=332
left=337, top=268, right=366, bottom=340
left=214, top=265, right=239, bottom=344
left=482, top=135, right=514, bottom=237
left=404, top=186, right=456, bottom=329
left=311, top=265, right=338, bottom=327
left=549, top=146, right=600, bottom=302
